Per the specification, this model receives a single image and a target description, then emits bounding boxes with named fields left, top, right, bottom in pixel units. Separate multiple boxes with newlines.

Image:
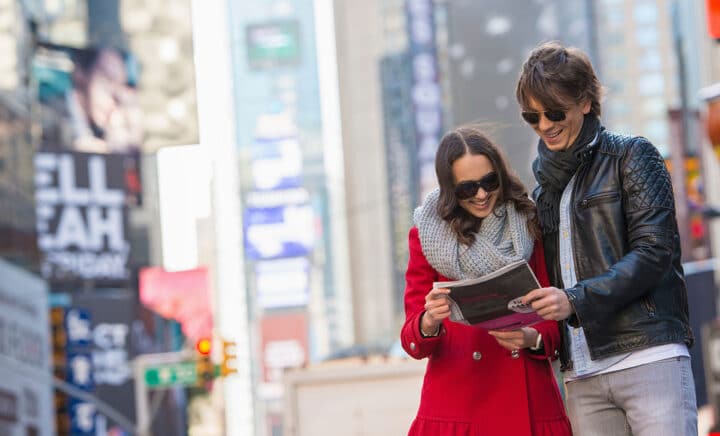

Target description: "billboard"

left=255, top=257, right=310, bottom=308
left=260, top=313, right=309, bottom=399
left=71, top=290, right=141, bottom=431
left=243, top=204, right=314, bottom=260
left=34, top=151, right=132, bottom=287
left=250, top=137, right=303, bottom=191
left=52, top=291, right=188, bottom=435
left=34, top=44, right=142, bottom=155
left=33, top=44, right=142, bottom=207
left=63, top=307, right=97, bottom=435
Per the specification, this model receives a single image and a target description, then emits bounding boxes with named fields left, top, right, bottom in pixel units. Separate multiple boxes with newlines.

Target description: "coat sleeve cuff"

left=401, top=311, right=443, bottom=359
left=527, top=321, right=561, bottom=361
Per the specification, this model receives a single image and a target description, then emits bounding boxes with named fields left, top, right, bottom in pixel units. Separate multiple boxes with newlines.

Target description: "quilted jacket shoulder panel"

left=598, top=130, right=630, bottom=156
left=621, top=137, right=675, bottom=211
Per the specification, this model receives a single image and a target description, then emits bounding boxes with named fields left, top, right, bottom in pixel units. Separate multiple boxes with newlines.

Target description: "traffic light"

left=195, top=338, right=215, bottom=385
left=221, top=341, right=238, bottom=376
left=196, top=337, right=212, bottom=356
left=50, top=308, right=70, bottom=436
left=50, top=308, right=67, bottom=374
left=196, top=355, right=214, bottom=383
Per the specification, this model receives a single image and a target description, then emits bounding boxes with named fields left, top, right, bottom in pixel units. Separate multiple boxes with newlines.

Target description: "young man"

left=518, top=41, right=696, bottom=436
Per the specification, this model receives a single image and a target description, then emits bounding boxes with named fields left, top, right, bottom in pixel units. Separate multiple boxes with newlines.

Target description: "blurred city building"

left=225, top=0, right=356, bottom=433
left=596, top=0, right=679, bottom=156
left=121, top=0, right=199, bottom=152
left=593, top=0, right=714, bottom=261
left=0, top=0, right=719, bottom=435
left=11, top=0, right=201, bottom=434
left=0, top=0, right=41, bottom=272
left=0, top=258, right=53, bottom=435
left=443, top=0, right=595, bottom=188
left=332, top=0, right=396, bottom=346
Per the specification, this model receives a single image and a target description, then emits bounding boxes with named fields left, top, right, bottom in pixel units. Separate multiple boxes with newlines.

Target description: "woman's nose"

left=475, top=188, right=489, bottom=199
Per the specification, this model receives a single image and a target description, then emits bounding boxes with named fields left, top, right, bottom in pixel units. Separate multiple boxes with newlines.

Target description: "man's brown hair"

left=516, top=41, right=603, bottom=116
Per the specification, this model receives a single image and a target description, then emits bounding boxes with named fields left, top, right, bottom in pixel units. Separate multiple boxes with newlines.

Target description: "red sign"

left=260, top=313, right=308, bottom=383
left=139, top=267, right=213, bottom=341
left=708, top=0, right=720, bottom=40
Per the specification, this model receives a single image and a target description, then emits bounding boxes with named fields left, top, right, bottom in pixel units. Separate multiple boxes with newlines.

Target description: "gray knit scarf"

left=414, top=189, right=534, bottom=280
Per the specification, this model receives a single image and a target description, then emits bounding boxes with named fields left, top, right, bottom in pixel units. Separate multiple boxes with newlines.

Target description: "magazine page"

left=433, top=260, right=542, bottom=330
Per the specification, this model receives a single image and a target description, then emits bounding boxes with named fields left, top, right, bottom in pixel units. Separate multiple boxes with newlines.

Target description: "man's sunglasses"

left=454, top=172, right=500, bottom=200
left=521, top=109, right=567, bottom=124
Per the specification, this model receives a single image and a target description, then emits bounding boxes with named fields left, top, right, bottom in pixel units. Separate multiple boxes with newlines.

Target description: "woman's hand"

left=421, top=287, right=451, bottom=334
left=488, top=327, right=539, bottom=351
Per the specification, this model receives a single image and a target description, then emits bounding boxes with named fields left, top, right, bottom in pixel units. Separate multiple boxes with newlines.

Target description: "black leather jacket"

left=534, top=129, right=694, bottom=371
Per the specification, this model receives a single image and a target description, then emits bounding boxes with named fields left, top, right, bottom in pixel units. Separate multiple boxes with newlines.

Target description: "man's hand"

left=522, top=287, right=574, bottom=320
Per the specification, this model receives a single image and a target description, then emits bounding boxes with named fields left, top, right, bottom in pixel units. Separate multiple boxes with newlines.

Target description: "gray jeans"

left=565, top=356, right=697, bottom=436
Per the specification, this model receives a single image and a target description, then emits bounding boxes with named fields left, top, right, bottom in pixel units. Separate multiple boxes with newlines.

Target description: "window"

left=634, top=2, right=658, bottom=25
left=638, top=74, right=664, bottom=96
left=642, top=97, right=666, bottom=117
left=638, top=50, right=662, bottom=71
left=609, top=80, right=625, bottom=94
left=610, top=54, right=627, bottom=70
left=609, top=101, right=631, bottom=117
left=606, top=32, right=625, bottom=46
left=644, top=119, right=668, bottom=146
left=605, top=7, right=625, bottom=27
left=636, top=27, right=658, bottom=47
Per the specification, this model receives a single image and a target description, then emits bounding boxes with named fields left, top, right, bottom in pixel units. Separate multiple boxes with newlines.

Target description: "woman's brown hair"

left=435, top=125, right=540, bottom=245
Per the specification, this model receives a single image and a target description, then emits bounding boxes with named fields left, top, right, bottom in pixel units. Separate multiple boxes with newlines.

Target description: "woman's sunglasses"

left=454, top=172, right=500, bottom=200
left=521, top=109, right=566, bottom=124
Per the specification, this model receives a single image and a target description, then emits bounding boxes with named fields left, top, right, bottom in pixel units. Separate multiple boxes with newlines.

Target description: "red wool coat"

left=401, top=227, right=572, bottom=436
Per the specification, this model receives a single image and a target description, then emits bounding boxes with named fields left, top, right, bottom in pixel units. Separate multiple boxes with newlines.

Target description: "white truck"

left=283, top=356, right=425, bottom=436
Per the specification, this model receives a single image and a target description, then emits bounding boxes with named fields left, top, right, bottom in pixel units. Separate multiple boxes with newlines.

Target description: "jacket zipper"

left=569, top=173, right=582, bottom=304
left=563, top=172, right=584, bottom=370
left=578, top=191, right=620, bottom=209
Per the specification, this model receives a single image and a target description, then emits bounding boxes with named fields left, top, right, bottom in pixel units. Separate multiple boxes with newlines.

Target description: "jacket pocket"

left=641, top=295, right=657, bottom=318
left=577, top=191, right=621, bottom=209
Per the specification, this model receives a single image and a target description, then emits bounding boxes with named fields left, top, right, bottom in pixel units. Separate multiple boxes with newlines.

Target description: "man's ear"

left=581, top=99, right=591, bottom=115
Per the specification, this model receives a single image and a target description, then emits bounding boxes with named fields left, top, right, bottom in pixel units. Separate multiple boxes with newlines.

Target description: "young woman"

left=401, top=125, right=572, bottom=435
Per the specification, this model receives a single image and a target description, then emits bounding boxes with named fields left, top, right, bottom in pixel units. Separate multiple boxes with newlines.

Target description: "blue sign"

left=67, top=351, right=94, bottom=390
left=250, top=137, right=303, bottom=191
left=406, top=0, right=442, bottom=198
left=69, top=398, right=97, bottom=435
left=65, top=308, right=92, bottom=348
left=243, top=204, right=314, bottom=260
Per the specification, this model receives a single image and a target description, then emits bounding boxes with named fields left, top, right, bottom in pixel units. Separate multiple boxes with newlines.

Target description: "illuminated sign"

left=246, top=21, right=300, bottom=70
left=34, top=152, right=130, bottom=286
